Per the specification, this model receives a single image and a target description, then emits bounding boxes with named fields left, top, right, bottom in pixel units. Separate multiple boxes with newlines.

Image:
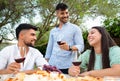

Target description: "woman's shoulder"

left=109, top=46, right=120, bottom=56
left=80, top=49, right=91, bottom=63
left=83, top=49, right=91, bottom=53
left=82, top=49, right=91, bottom=56
left=110, top=46, right=120, bottom=51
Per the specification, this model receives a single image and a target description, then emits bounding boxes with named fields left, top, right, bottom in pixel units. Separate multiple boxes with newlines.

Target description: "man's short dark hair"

left=55, top=3, right=68, bottom=11
left=16, top=23, right=37, bottom=39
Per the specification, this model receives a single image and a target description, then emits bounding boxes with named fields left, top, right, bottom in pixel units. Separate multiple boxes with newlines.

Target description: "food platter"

left=1, top=71, right=120, bottom=81
left=3, top=70, right=104, bottom=81
left=1, top=65, right=120, bottom=81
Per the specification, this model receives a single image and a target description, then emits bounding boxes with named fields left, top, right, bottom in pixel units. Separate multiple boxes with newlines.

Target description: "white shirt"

left=0, top=44, right=48, bottom=70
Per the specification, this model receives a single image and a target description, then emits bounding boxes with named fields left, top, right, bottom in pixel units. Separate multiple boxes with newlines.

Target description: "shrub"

left=103, top=17, right=120, bottom=38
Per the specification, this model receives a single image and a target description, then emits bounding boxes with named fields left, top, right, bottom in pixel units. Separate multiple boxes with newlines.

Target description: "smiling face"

left=20, top=29, right=37, bottom=47
left=56, top=9, right=69, bottom=24
left=87, top=28, right=101, bottom=47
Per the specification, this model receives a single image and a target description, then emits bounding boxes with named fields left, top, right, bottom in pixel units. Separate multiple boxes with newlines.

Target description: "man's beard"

left=60, top=17, right=68, bottom=23
left=26, top=43, right=34, bottom=47
left=24, top=41, right=35, bottom=47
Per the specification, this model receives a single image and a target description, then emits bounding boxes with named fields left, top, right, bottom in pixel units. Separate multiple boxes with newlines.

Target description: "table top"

left=0, top=74, right=12, bottom=81
left=1, top=73, right=120, bottom=81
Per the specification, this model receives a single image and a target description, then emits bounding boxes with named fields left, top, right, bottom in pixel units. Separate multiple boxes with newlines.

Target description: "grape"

left=43, top=64, right=62, bottom=73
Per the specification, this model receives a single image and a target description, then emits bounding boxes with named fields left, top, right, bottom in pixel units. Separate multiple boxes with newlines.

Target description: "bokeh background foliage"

left=0, top=0, right=120, bottom=55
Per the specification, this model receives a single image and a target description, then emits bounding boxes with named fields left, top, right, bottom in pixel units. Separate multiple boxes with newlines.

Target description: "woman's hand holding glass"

left=68, top=65, right=80, bottom=76
left=72, top=51, right=81, bottom=66
left=69, top=51, right=82, bottom=76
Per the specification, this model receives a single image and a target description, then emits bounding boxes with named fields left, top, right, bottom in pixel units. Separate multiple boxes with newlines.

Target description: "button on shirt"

left=45, top=22, right=84, bottom=69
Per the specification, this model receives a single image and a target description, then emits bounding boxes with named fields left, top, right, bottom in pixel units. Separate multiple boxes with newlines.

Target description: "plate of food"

left=4, top=65, right=104, bottom=81
left=5, top=71, right=104, bottom=81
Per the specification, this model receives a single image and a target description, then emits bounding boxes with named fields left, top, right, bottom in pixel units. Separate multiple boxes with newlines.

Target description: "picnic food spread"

left=5, top=70, right=103, bottom=81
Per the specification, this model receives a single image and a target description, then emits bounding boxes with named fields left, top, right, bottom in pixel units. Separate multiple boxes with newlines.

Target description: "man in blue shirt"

left=45, top=3, right=84, bottom=74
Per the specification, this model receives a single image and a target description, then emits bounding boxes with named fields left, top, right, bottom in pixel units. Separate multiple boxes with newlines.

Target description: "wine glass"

left=72, top=51, right=82, bottom=66
left=57, top=34, right=65, bottom=45
left=14, top=47, right=26, bottom=71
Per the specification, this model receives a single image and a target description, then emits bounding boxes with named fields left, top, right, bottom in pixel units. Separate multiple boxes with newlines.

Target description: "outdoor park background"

left=0, top=0, right=120, bottom=55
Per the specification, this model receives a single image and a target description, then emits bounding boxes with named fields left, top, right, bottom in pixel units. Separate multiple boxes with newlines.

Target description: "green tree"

left=0, top=0, right=38, bottom=28
left=0, top=24, right=15, bottom=43
left=103, top=16, right=120, bottom=46
left=88, top=0, right=120, bottom=18
left=35, top=0, right=120, bottom=47
left=0, top=0, right=120, bottom=50
left=0, top=0, right=38, bottom=43
left=35, top=0, right=96, bottom=46
left=103, top=17, right=120, bottom=38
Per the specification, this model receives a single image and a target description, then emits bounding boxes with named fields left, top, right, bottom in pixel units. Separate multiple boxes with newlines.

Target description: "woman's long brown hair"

left=87, top=26, right=117, bottom=71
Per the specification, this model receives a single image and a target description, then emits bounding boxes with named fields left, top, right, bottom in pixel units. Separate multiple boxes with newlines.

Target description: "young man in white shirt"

left=0, top=23, right=48, bottom=74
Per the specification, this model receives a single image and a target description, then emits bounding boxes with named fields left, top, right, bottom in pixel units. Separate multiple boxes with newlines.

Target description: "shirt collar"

left=56, top=22, right=69, bottom=28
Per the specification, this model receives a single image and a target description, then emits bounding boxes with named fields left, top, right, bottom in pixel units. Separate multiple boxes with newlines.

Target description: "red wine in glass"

left=15, top=57, right=25, bottom=63
left=72, top=61, right=82, bottom=66
left=57, top=41, right=65, bottom=45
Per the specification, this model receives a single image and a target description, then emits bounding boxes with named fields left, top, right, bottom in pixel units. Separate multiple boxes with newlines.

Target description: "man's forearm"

left=22, top=70, right=39, bottom=74
left=0, top=69, right=13, bottom=74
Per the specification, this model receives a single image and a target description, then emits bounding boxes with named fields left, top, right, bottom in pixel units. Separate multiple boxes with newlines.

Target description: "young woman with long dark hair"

left=68, top=26, right=120, bottom=77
